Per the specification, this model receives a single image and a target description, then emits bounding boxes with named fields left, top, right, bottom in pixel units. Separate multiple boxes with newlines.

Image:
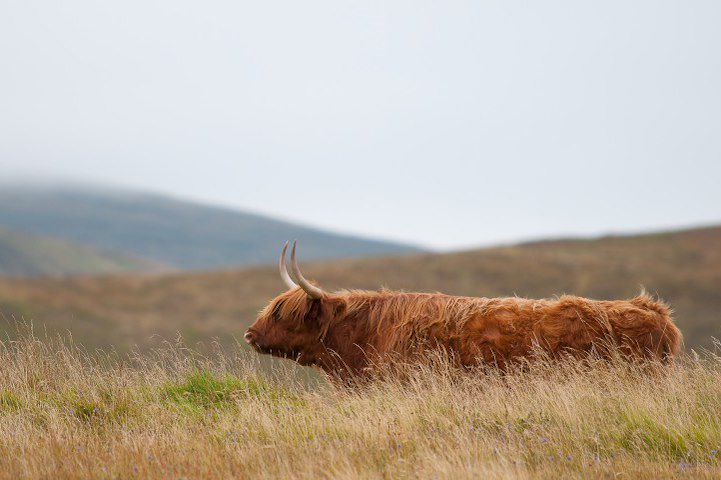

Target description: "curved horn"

left=279, top=241, right=298, bottom=290
left=290, top=240, right=324, bottom=299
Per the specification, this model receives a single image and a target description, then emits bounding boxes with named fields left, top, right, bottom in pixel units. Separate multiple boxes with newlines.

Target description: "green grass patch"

left=44, top=388, right=138, bottom=425
left=69, top=396, right=101, bottom=423
left=160, top=371, right=299, bottom=410
left=610, top=410, right=691, bottom=459
left=0, top=389, right=21, bottom=411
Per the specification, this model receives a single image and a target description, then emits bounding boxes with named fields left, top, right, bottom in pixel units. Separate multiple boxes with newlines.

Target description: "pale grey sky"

left=2, top=1, right=720, bottom=249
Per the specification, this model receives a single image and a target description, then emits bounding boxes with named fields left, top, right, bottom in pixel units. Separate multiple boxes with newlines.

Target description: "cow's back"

left=448, top=294, right=681, bottom=365
left=332, top=291, right=681, bottom=371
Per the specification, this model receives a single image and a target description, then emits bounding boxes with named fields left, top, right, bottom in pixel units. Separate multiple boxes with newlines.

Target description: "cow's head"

left=244, top=241, right=334, bottom=366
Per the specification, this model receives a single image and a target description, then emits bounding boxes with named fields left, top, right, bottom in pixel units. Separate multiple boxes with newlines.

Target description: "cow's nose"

left=244, top=330, right=255, bottom=344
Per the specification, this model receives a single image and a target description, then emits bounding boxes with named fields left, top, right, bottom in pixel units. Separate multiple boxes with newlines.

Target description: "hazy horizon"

left=3, top=1, right=721, bottom=249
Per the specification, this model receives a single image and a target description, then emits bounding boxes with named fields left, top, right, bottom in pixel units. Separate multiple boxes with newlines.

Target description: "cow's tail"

left=632, top=293, right=683, bottom=362
left=658, top=316, right=683, bottom=363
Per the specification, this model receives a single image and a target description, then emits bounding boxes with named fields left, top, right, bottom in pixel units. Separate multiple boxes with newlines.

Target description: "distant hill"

left=0, top=224, right=719, bottom=352
left=0, top=227, right=165, bottom=277
left=0, top=187, right=420, bottom=272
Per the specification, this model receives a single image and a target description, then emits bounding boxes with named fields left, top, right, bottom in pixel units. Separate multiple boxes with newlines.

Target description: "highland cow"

left=244, top=241, right=682, bottom=379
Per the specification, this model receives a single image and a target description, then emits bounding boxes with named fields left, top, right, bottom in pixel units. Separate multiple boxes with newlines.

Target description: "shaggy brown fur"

left=245, top=288, right=682, bottom=379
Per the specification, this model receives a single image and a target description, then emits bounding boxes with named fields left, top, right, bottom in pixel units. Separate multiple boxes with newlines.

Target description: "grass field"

left=1, top=328, right=720, bottom=479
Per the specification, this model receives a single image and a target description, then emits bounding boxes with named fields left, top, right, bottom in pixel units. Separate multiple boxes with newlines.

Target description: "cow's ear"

left=306, top=296, right=342, bottom=327
left=321, top=297, right=346, bottom=323
left=304, top=297, right=325, bottom=326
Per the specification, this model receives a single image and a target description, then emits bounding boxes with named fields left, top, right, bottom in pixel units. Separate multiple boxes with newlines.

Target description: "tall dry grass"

left=0, top=327, right=720, bottom=479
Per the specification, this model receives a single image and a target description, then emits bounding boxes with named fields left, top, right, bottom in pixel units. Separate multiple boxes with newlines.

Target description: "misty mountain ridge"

left=0, top=185, right=421, bottom=276
left=0, top=226, right=165, bottom=277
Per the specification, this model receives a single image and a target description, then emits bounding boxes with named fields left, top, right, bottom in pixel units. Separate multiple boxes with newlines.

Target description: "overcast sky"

left=2, top=1, right=720, bottom=249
